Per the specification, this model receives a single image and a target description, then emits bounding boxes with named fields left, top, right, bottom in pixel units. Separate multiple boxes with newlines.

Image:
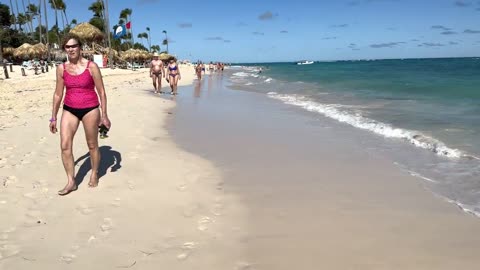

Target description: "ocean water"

left=227, top=58, right=480, bottom=217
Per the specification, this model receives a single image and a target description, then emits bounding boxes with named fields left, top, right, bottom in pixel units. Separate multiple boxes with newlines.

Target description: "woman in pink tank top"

left=49, top=33, right=111, bottom=196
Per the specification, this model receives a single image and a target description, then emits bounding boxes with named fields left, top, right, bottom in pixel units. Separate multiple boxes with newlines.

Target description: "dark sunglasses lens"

left=65, top=44, right=79, bottom=49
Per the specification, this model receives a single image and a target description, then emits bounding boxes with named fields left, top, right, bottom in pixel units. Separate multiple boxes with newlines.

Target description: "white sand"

left=0, top=65, right=249, bottom=269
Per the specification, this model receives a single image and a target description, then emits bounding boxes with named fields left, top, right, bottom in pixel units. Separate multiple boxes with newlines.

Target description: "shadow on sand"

left=74, top=145, right=122, bottom=186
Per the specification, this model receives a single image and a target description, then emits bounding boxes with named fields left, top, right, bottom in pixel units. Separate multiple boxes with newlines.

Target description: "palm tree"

left=37, top=0, right=42, bottom=43
left=146, top=26, right=151, bottom=51
left=14, top=0, right=21, bottom=30
left=119, top=8, right=133, bottom=44
left=42, top=0, right=50, bottom=60
left=21, top=0, right=33, bottom=33
left=88, top=0, right=104, bottom=31
left=88, top=0, right=103, bottom=17
left=17, top=13, right=27, bottom=32
left=137, top=32, right=147, bottom=47
left=58, top=0, right=68, bottom=32
left=26, top=3, right=39, bottom=41
left=151, top=44, right=160, bottom=53
left=8, top=0, right=17, bottom=30
left=48, top=0, right=60, bottom=36
left=137, top=33, right=143, bottom=46
left=162, top=30, right=168, bottom=53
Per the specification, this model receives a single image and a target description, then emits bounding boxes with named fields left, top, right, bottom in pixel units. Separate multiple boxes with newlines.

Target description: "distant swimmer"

left=150, top=52, right=165, bottom=94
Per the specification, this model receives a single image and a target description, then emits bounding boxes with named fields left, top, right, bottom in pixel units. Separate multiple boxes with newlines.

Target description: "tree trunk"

left=38, top=0, right=42, bottom=43
left=9, top=0, right=17, bottom=30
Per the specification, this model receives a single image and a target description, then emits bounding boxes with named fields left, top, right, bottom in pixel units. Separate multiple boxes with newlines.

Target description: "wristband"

left=49, top=117, right=56, bottom=122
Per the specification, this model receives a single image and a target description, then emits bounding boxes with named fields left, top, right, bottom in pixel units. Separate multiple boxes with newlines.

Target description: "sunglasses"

left=64, top=44, right=79, bottom=49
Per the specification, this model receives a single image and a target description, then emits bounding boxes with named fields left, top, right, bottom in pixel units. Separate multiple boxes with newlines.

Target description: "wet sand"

left=0, top=65, right=249, bottom=269
left=169, top=73, right=480, bottom=269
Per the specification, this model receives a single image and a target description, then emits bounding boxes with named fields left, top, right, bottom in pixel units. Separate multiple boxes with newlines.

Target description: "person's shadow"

left=74, top=145, right=122, bottom=186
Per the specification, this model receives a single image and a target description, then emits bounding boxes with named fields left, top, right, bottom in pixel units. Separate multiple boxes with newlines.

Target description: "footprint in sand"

left=182, top=204, right=199, bottom=218
left=128, top=152, right=139, bottom=160
left=235, top=261, right=254, bottom=270
left=24, top=210, right=44, bottom=226
left=59, top=253, right=76, bottom=264
left=176, top=183, right=187, bottom=192
left=211, top=202, right=224, bottom=216
left=38, top=137, right=46, bottom=144
left=0, top=244, right=21, bottom=260
left=0, top=157, right=7, bottom=166
left=110, top=198, right=121, bottom=207
left=76, top=204, right=94, bottom=215
left=176, top=242, right=196, bottom=261
left=100, top=218, right=113, bottom=234
left=197, top=216, right=212, bottom=231
left=127, top=180, right=135, bottom=190
left=60, top=245, right=80, bottom=263
left=2, top=175, right=17, bottom=188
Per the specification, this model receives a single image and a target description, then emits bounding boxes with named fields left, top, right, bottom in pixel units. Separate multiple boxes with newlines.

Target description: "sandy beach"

left=3, top=64, right=480, bottom=270
left=0, top=65, right=249, bottom=269
left=170, top=71, right=480, bottom=270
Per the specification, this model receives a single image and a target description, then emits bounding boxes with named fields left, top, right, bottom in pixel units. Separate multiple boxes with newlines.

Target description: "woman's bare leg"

left=173, top=75, right=180, bottom=94
left=59, top=111, right=80, bottom=195
left=82, top=108, right=101, bottom=187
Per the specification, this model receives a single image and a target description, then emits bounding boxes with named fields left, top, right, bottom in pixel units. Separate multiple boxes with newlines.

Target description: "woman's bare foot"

left=88, top=173, right=99, bottom=188
left=58, top=182, right=78, bottom=196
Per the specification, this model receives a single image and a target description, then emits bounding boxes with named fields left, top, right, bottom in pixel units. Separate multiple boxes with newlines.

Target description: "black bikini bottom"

left=63, top=104, right=99, bottom=120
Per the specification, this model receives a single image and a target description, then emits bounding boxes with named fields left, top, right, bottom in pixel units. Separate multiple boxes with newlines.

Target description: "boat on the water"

left=296, top=60, right=314, bottom=65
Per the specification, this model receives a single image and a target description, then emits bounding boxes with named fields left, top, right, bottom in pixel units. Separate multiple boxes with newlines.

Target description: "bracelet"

left=49, top=117, right=56, bottom=122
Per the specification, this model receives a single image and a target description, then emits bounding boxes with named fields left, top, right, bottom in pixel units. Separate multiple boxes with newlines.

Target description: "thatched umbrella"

left=13, top=43, right=34, bottom=59
left=103, top=47, right=118, bottom=57
left=70, top=22, right=104, bottom=43
left=159, top=53, right=173, bottom=61
left=50, top=48, right=67, bottom=62
left=120, top=49, right=138, bottom=61
left=2, top=47, right=15, bottom=58
left=32, top=43, right=48, bottom=58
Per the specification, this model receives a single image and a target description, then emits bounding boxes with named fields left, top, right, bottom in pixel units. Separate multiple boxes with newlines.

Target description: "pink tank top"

left=63, top=61, right=100, bottom=108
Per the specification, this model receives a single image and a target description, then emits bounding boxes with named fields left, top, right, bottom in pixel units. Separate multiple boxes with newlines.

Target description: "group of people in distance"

left=194, top=61, right=225, bottom=80
left=149, top=52, right=180, bottom=95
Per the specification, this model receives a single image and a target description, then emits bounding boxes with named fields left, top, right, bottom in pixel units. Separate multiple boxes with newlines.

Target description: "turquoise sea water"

left=228, top=58, right=480, bottom=216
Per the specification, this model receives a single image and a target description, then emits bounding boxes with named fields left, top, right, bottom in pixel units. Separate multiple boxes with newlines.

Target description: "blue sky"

left=19, top=0, right=480, bottom=62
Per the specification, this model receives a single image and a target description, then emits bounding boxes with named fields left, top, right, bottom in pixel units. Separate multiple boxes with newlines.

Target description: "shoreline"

left=0, top=65, right=249, bottom=269
left=169, top=71, right=480, bottom=269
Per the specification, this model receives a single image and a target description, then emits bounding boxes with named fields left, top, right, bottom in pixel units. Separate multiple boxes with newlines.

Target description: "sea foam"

left=268, top=93, right=466, bottom=159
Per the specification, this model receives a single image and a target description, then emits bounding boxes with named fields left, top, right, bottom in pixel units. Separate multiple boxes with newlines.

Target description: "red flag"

left=126, top=21, right=131, bottom=29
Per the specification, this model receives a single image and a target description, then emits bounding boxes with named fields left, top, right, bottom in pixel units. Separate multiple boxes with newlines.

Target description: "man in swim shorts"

left=149, top=52, right=165, bottom=94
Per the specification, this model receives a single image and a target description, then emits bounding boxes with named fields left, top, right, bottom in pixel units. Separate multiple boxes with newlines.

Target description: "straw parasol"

left=2, top=47, right=15, bottom=58
left=50, top=48, right=67, bottom=61
left=159, top=53, right=173, bottom=61
left=70, top=22, right=104, bottom=43
left=121, top=49, right=150, bottom=61
left=32, top=43, right=48, bottom=58
left=13, top=43, right=34, bottom=59
left=103, top=47, right=118, bottom=57
left=120, top=49, right=138, bottom=61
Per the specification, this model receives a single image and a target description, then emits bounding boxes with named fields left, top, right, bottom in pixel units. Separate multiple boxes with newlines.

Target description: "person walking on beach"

left=195, top=61, right=203, bottom=80
left=49, top=33, right=111, bottom=196
left=166, top=57, right=181, bottom=95
left=149, top=52, right=165, bottom=94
